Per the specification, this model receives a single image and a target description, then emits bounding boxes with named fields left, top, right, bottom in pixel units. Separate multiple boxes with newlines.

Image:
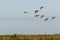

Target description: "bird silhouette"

left=44, top=18, right=48, bottom=21
left=41, top=15, right=44, bottom=19
left=24, top=11, right=27, bottom=14
left=35, top=14, right=39, bottom=17
left=52, top=17, right=55, bottom=20
left=35, top=10, right=39, bottom=14
left=40, top=6, right=43, bottom=9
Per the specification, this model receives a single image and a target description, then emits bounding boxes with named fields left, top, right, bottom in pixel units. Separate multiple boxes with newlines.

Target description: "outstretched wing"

left=52, top=17, right=55, bottom=20
left=24, top=11, right=27, bottom=13
left=41, top=15, right=44, bottom=19
left=35, top=10, right=38, bottom=14
left=35, top=15, right=39, bottom=17
left=40, top=6, right=43, bottom=9
left=44, top=18, right=48, bottom=21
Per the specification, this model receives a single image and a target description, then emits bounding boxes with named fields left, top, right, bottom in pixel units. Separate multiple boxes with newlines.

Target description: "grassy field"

left=0, top=34, right=60, bottom=40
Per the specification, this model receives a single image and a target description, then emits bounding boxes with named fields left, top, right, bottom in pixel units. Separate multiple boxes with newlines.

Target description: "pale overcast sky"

left=0, top=0, right=60, bottom=35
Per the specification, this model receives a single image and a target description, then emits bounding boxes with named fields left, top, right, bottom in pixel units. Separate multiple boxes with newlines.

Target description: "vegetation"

left=0, top=34, right=60, bottom=40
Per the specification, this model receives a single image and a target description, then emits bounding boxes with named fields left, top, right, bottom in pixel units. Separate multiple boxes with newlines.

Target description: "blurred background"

left=0, top=0, right=60, bottom=35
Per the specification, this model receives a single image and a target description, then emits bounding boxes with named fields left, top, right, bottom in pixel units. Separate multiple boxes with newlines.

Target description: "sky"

left=0, top=0, right=60, bottom=35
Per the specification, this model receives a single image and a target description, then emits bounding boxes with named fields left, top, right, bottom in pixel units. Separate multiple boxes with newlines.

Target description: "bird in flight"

left=35, top=10, right=39, bottom=14
left=44, top=18, right=48, bottom=21
left=40, top=6, right=43, bottom=9
left=35, top=14, right=39, bottom=17
left=41, top=15, right=44, bottom=19
left=24, top=11, right=28, bottom=14
left=52, top=17, right=55, bottom=20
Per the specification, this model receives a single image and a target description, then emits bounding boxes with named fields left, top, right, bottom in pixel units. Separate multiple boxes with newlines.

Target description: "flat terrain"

left=0, top=34, right=60, bottom=40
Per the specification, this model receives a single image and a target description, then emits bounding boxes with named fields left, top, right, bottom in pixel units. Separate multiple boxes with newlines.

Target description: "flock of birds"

left=24, top=6, right=56, bottom=22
